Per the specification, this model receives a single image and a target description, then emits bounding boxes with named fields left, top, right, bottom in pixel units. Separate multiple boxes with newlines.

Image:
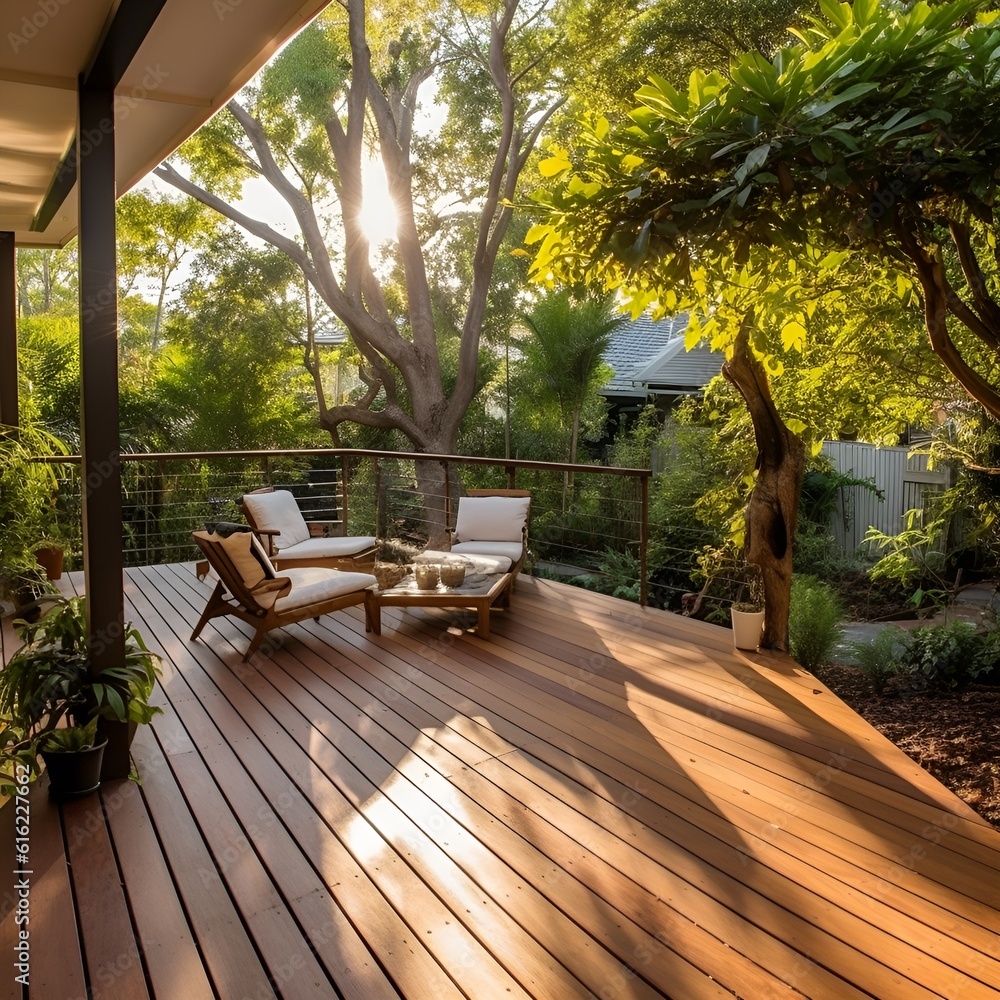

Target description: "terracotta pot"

left=35, top=546, right=64, bottom=581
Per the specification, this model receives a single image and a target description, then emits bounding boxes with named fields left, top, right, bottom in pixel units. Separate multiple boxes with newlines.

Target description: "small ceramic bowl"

left=439, top=562, right=467, bottom=588
left=413, top=563, right=440, bottom=590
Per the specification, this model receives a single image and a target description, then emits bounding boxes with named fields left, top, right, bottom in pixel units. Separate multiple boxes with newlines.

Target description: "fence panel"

left=821, top=441, right=951, bottom=553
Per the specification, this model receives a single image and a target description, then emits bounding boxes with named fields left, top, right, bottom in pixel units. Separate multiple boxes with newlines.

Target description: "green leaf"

left=538, top=155, right=572, bottom=177
left=736, top=143, right=771, bottom=185
left=818, top=0, right=852, bottom=32
left=810, top=138, right=834, bottom=163
left=805, top=82, right=879, bottom=119
left=781, top=319, right=808, bottom=351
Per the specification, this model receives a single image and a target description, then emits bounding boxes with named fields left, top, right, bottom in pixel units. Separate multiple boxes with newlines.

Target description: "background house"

left=600, top=313, right=723, bottom=412
left=600, top=312, right=724, bottom=433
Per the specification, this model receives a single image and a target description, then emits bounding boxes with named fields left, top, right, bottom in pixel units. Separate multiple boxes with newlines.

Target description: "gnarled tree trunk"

left=723, top=319, right=805, bottom=650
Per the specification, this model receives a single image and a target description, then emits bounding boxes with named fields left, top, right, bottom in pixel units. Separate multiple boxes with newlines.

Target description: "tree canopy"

left=525, top=0, right=1000, bottom=645
left=156, top=0, right=573, bottom=465
left=530, top=0, right=1000, bottom=422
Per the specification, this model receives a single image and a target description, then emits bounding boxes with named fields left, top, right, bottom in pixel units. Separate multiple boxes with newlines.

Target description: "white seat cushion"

left=415, top=549, right=512, bottom=574
left=275, top=536, right=377, bottom=560
left=454, top=496, right=529, bottom=543
left=450, top=541, right=522, bottom=565
left=243, top=490, right=310, bottom=548
left=274, top=568, right=377, bottom=613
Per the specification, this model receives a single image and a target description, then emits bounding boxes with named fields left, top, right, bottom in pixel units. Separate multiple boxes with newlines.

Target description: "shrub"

left=850, top=629, right=903, bottom=695
left=898, top=622, right=999, bottom=690
left=789, top=575, right=844, bottom=671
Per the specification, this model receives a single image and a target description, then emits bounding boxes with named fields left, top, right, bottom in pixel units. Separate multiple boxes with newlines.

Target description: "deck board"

left=2, top=564, right=1000, bottom=999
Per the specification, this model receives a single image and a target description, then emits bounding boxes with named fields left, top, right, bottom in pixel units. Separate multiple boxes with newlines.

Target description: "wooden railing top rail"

left=35, top=447, right=652, bottom=479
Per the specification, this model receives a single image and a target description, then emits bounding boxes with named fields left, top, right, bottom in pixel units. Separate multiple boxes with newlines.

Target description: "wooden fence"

left=820, top=440, right=952, bottom=553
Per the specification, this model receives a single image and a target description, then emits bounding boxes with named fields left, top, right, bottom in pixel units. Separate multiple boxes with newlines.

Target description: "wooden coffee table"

left=370, top=570, right=511, bottom=638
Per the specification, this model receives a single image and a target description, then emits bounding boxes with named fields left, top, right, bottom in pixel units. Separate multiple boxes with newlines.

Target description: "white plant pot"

left=731, top=609, right=765, bottom=650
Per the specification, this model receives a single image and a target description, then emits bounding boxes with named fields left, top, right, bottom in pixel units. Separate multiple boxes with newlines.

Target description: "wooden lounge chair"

left=446, top=489, right=531, bottom=602
left=241, top=486, right=377, bottom=571
left=190, top=527, right=378, bottom=660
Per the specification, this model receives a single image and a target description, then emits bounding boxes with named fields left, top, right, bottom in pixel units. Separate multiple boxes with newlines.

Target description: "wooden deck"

left=2, top=563, right=1000, bottom=1000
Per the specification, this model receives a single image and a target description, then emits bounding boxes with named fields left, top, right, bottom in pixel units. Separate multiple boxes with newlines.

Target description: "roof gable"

left=601, top=313, right=723, bottom=398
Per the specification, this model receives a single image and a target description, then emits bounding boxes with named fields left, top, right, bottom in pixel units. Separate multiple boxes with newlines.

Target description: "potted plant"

left=33, top=535, right=68, bottom=582
left=0, top=596, right=161, bottom=799
left=0, top=421, right=71, bottom=613
left=731, top=562, right=766, bottom=651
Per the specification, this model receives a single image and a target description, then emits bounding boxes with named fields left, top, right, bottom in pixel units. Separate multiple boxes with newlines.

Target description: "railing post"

left=374, top=456, right=386, bottom=539
left=640, top=473, right=649, bottom=607
left=263, top=455, right=270, bottom=486
left=506, top=465, right=516, bottom=489
left=443, top=461, right=451, bottom=531
left=341, top=453, right=350, bottom=532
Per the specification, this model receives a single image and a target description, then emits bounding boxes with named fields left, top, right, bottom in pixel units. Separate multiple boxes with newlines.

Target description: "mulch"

left=815, top=662, right=1000, bottom=829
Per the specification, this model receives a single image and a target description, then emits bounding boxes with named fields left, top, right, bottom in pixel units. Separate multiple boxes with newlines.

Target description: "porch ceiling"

left=0, top=0, right=329, bottom=248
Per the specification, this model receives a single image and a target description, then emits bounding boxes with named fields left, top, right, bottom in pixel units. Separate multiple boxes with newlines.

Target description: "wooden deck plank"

left=351, top=608, right=1000, bottom=953
left=128, top=566, right=480, bottom=1000
left=102, top=776, right=215, bottom=1000
left=320, top=596, right=1000, bottom=988
left=507, top=593, right=991, bottom=826
left=312, top=607, right=973, bottom=999
left=6, top=565, right=1000, bottom=1000
left=473, top=613, right=1000, bottom=900
left=149, top=561, right=693, bottom=1000
left=0, top=774, right=90, bottom=1000
left=281, top=621, right=853, bottom=1000
left=235, top=629, right=735, bottom=1000
left=482, top=593, right=1000, bottom=861
left=11, top=776, right=87, bottom=1000
left=62, top=795, right=150, bottom=1000
left=159, top=566, right=747, bottom=1000
left=520, top=581, right=995, bottom=833
left=129, top=726, right=278, bottom=1000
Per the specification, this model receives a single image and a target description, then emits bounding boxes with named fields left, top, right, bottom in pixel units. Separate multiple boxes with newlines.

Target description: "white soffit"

left=0, top=0, right=330, bottom=248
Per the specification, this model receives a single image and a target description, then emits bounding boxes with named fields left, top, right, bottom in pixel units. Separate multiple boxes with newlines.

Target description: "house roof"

left=601, top=313, right=686, bottom=397
left=632, top=334, right=724, bottom=395
left=601, top=312, right=723, bottom=399
left=0, top=0, right=329, bottom=248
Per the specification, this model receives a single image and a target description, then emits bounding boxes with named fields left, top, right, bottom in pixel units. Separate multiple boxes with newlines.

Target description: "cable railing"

left=37, top=448, right=653, bottom=605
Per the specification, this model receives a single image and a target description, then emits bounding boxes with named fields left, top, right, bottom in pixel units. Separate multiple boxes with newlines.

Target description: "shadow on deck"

left=1, top=564, right=999, bottom=999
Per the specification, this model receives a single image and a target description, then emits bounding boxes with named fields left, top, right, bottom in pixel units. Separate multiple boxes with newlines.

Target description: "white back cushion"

left=243, top=490, right=310, bottom=548
left=217, top=530, right=276, bottom=589
left=454, top=496, right=529, bottom=543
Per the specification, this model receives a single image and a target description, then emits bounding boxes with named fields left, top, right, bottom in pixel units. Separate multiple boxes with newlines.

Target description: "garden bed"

left=816, top=662, right=1000, bottom=829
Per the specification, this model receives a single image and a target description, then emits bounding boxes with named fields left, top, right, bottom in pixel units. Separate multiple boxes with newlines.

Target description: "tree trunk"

left=723, top=320, right=805, bottom=650
left=414, top=457, right=451, bottom=549
left=152, top=272, right=168, bottom=352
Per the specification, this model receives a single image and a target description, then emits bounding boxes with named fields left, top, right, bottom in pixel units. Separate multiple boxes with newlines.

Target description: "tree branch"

left=153, top=162, right=318, bottom=280
left=899, top=222, right=1000, bottom=421
left=949, top=220, right=1000, bottom=347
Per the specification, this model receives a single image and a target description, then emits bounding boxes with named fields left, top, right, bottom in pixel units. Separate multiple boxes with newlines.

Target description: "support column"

left=0, top=232, right=16, bottom=428
left=77, top=82, right=128, bottom=778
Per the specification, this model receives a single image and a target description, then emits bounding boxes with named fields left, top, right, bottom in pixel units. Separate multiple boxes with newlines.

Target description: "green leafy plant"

left=898, top=622, right=997, bottom=691
left=0, top=421, right=70, bottom=606
left=789, top=575, right=843, bottom=672
left=850, top=629, right=903, bottom=696
left=864, top=508, right=951, bottom=610
left=38, top=718, right=99, bottom=754
left=0, top=596, right=161, bottom=793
